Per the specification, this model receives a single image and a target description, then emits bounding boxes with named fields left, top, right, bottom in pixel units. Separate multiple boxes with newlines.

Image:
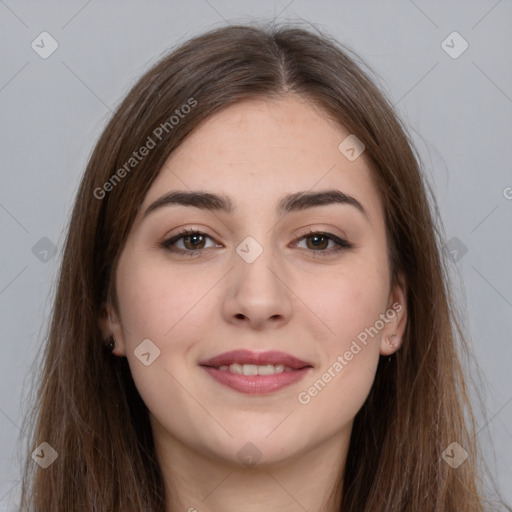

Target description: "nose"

left=222, top=241, right=293, bottom=330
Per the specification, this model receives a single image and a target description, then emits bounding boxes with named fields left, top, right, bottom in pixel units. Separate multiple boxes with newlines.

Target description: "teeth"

left=216, top=363, right=293, bottom=375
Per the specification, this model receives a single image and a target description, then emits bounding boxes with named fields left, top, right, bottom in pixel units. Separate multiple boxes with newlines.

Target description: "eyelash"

left=160, top=228, right=353, bottom=257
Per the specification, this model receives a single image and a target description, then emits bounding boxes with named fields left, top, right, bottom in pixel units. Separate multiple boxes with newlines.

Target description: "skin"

left=100, top=94, right=407, bottom=512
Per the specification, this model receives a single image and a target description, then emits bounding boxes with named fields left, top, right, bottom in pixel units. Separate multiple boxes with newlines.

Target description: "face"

left=102, top=95, right=407, bottom=468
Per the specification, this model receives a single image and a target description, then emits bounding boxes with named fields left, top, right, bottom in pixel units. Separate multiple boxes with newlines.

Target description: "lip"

left=199, top=349, right=312, bottom=369
left=199, top=350, right=313, bottom=395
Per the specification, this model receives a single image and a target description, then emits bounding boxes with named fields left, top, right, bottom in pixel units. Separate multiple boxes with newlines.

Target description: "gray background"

left=1, top=0, right=511, bottom=508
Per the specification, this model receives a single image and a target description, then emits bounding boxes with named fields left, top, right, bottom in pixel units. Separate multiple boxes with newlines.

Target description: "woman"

left=18, top=22, right=510, bottom=511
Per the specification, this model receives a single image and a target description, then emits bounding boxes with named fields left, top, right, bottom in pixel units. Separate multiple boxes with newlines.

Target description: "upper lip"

left=199, top=350, right=313, bottom=369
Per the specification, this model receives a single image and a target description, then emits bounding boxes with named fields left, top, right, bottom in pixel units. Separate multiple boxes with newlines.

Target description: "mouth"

left=199, top=349, right=313, bottom=395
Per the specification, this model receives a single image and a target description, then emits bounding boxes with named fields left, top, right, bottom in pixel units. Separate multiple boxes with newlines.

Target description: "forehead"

left=139, top=95, right=383, bottom=223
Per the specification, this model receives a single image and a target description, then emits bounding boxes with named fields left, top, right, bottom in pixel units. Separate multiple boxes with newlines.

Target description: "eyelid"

left=160, top=227, right=220, bottom=253
left=292, top=228, right=353, bottom=253
left=160, top=226, right=353, bottom=256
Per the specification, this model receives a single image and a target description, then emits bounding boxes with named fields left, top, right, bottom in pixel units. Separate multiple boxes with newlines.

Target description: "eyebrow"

left=142, top=189, right=368, bottom=219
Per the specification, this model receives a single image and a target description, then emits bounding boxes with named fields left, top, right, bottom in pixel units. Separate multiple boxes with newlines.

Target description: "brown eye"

left=161, top=229, right=353, bottom=257
left=182, top=233, right=207, bottom=250
left=295, top=231, right=353, bottom=256
left=161, top=230, right=218, bottom=256
left=305, top=233, right=330, bottom=250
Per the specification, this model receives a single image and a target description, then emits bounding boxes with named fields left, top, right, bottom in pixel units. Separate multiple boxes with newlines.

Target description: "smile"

left=216, top=363, right=294, bottom=375
left=199, top=349, right=313, bottom=394
left=201, top=366, right=311, bottom=394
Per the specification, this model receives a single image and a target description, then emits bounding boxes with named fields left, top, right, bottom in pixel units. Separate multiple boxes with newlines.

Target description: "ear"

left=379, top=272, right=407, bottom=356
left=98, top=302, right=127, bottom=357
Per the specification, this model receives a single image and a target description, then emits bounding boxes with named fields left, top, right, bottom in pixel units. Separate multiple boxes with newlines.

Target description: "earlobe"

left=386, top=333, right=400, bottom=349
left=105, top=335, right=116, bottom=353
left=379, top=273, right=407, bottom=356
left=98, top=302, right=126, bottom=357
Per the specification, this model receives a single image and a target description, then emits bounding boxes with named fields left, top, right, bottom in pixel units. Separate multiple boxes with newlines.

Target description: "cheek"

left=298, top=348, right=379, bottom=439
left=115, top=251, right=219, bottom=382
left=114, top=256, right=211, bottom=430
left=295, top=257, right=388, bottom=414
left=296, top=281, right=384, bottom=433
left=303, top=255, right=389, bottom=344
left=116, top=253, right=207, bottom=342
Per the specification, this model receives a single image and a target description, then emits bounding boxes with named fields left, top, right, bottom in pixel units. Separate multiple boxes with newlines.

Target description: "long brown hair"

left=18, top=21, right=510, bottom=511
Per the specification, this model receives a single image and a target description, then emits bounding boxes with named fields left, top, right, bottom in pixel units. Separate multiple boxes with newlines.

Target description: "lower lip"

left=201, top=366, right=311, bottom=394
